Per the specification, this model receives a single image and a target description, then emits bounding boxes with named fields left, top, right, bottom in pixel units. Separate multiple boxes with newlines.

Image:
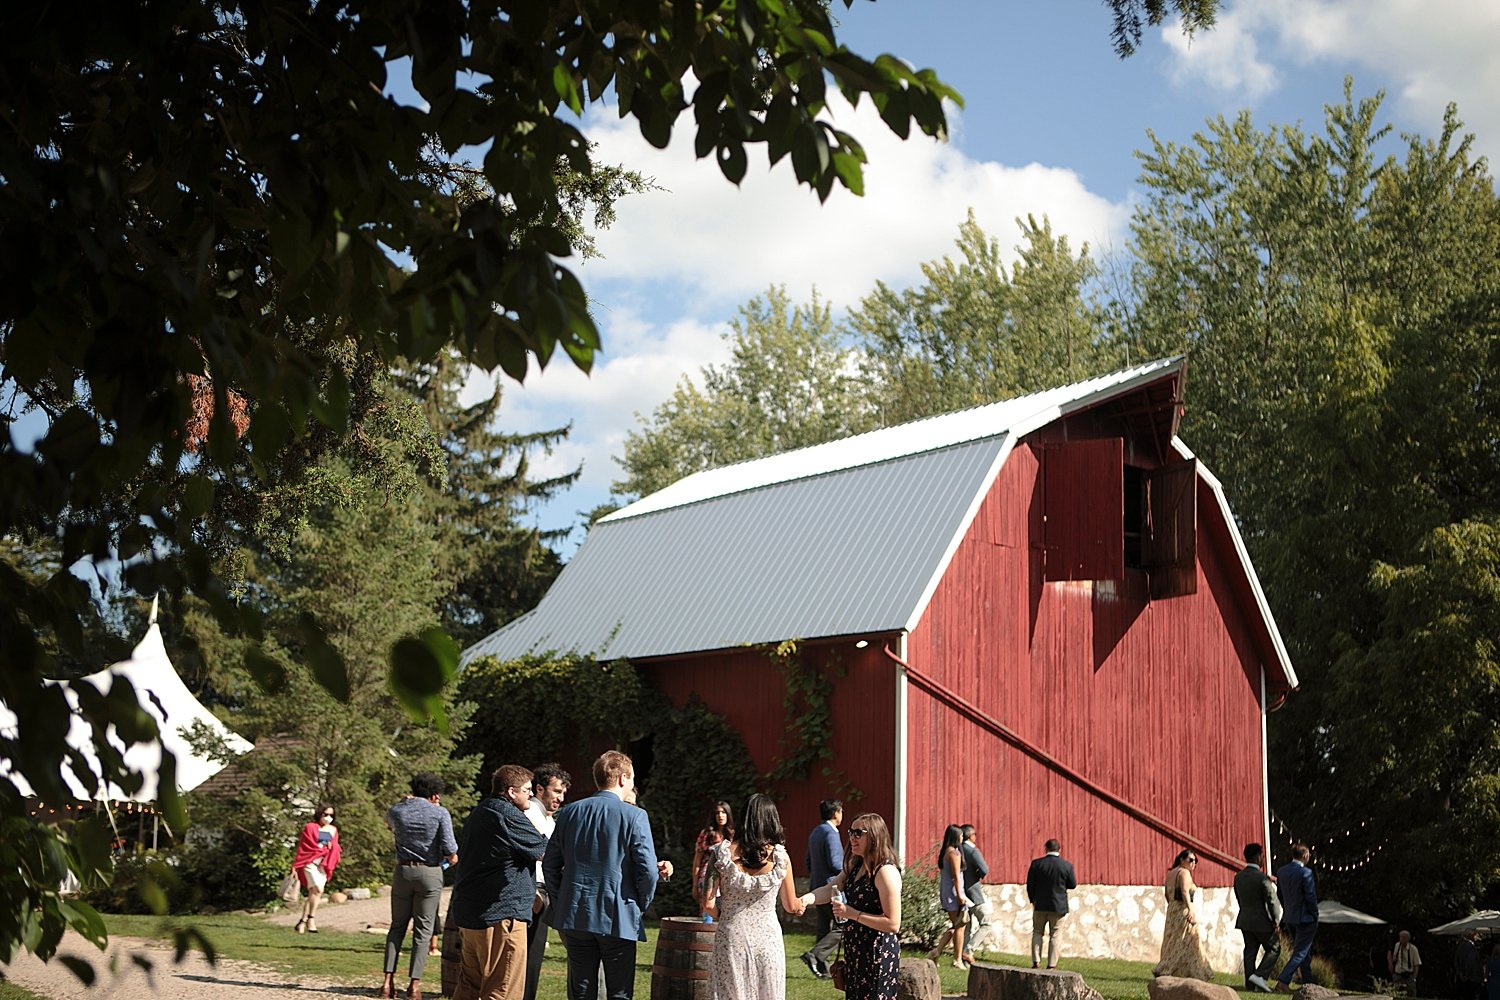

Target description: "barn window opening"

left=1124, top=465, right=1146, bottom=569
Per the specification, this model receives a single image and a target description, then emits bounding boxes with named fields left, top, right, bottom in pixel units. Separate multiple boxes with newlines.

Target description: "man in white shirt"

left=522, top=763, right=570, bottom=1000
left=1389, top=929, right=1421, bottom=992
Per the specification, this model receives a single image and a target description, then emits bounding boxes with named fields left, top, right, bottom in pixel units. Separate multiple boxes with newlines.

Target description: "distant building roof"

left=463, top=357, right=1294, bottom=690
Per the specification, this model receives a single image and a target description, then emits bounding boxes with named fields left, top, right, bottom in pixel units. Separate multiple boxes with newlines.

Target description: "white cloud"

left=1163, top=7, right=1280, bottom=98
left=1165, top=0, right=1500, bottom=164
left=485, top=92, right=1130, bottom=548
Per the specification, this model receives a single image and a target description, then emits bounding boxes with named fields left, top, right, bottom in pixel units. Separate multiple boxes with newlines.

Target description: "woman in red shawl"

left=292, top=802, right=341, bottom=932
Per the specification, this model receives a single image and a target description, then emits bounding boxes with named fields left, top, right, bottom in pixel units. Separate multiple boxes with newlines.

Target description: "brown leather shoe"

left=378, top=976, right=394, bottom=998
left=407, top=984, right=423, bottom=1000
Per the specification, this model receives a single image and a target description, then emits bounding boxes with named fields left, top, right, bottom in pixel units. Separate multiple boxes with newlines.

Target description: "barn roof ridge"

left=603, top=356, right=1186, bottom=523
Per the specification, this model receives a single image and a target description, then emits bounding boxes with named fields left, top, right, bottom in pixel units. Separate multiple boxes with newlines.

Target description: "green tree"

left=613, top=286, right=876, bottom=501
left=853, top=212, right=1121, bottom=424
left=0, top=0, right=1213, bottom=964
left=1119, top=83, right=1500, bottom=919
left=398, top=352, right=575, bottom=649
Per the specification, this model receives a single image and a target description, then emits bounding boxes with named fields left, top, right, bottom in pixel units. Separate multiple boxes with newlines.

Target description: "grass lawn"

left=98, top=914, right=1279, bottom=1000
left=0, top=983, right=51, bottom=1000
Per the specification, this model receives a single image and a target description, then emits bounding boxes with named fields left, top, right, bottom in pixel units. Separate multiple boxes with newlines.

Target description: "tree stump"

left=897, top=958, right=942, bottom=1000
left=967, top=962, right=1106, bottom=1000
left=1145, top=976, right=1240, bottom=1000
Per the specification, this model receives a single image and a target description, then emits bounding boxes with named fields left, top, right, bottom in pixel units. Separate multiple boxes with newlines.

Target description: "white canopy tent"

left=0, top=598, right=252, bottom=804
left=1319, top=900, right=1388, bottom=926
left=1430, top=911, right=1500, bottom=935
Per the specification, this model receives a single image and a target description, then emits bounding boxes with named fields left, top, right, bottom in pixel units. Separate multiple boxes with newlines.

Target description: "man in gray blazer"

left=543, top=751, right=671, bottom=1000
left=1234, top=842, right=1282, bottom=992
left=1025, top=838, right=1077, bottom=969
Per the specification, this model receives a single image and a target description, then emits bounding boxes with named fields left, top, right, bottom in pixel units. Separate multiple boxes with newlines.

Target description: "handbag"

left=829, top=939, right=847, bottom=992
left=279, top=872, right=301, bottom=905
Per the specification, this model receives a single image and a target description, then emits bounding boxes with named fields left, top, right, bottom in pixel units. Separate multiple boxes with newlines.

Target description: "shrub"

left=899, top=841, right=946, bottom=947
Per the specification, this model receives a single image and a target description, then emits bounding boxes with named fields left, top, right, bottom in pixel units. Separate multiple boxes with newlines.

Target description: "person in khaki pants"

left=1025, top=839, right=1077, bottom=969
left=452, top=765, right=549, bottom=1000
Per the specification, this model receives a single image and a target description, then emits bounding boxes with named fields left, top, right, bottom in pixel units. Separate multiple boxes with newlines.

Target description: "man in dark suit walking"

left=1275, top=843, right=1319, bottom=993
left=1026, top=838, right=1077, bottom=969
left=1234, top=842, right=1282, bottom=992
left=800, top=798, right=843, bottom=979
left=543, top=751, right=671, bottom=1000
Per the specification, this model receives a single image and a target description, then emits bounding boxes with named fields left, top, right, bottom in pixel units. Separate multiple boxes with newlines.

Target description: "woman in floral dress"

left=705, top=794, right=803, bottom=1000
left=798, top=813, right=903, bottom=1000
left=1152, top=849, right=1214, bottom=981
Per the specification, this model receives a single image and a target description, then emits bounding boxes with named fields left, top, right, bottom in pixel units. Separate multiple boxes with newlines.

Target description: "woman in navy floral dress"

left=797, top=813, right=903, bottom=1000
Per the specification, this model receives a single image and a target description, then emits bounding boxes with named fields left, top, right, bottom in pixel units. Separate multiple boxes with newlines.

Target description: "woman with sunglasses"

left=797, top=814, right=903, bottom=1000
left=291, top=802, right=341, bottom=933
left=1152, top=849, right=1213, bottom=981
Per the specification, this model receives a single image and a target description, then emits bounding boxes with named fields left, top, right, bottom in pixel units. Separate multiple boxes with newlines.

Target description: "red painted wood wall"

left=902, top=439, right=1269, bottom=889
left=645, top=642, right=897, bottom=873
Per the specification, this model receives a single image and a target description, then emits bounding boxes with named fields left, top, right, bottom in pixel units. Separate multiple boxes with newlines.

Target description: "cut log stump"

left=967, top=962, right=1106, bottom=1000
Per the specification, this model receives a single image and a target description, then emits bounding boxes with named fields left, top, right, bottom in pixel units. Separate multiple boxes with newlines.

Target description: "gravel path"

left=2, top=891, right=444, bottom=1000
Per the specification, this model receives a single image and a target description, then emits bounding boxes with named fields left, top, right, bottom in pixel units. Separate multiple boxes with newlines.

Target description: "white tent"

left=0, top=598, right=253, bottom=802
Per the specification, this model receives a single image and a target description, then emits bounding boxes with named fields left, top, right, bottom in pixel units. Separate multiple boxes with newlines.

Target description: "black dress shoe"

left=800, top=953, right=827, bottom=978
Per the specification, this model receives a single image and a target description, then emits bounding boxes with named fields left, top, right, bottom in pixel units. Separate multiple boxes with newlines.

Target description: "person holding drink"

left=796, top=813, right=902, bottom=1000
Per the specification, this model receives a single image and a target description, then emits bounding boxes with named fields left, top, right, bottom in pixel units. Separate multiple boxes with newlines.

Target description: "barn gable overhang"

left=1172, top=438, right=1299, bottom=695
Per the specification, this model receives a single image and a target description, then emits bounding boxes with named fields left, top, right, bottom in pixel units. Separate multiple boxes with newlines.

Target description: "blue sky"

left=485, top=0, right=1500, bottom=557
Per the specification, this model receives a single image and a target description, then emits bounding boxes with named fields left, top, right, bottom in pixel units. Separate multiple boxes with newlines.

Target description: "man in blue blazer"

left=800, top=798, right=844, bottom=979
left=1275, top=843, right=1319, bottom=992
left=543, top=751, right=668, bottom=1000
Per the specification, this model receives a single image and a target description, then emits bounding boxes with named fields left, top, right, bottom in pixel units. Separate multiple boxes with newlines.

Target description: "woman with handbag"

left=797, top=813, right=902, bottom=1000
left=291, top=802, right=341, bottom=933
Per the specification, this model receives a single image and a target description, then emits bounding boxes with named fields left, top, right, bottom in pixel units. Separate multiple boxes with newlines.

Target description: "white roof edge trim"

left=903, top=435, right=1016, bottom=635
left=605, top=357, right=1187, bottom=522
left=1171, top=438, right=1299, bottom=690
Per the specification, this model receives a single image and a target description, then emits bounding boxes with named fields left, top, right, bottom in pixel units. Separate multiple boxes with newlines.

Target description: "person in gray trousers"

left=382, top=772, right=460, bottom=1000
left=1233, top=842, right=1282, bottom=992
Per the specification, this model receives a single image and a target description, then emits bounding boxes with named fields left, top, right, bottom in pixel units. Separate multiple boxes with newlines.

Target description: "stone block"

left=897, top=958, right=941, bottom=1000
left=1145, top=975, right=1240, bottom=1000
left=346, top=886, right=373, bottom=900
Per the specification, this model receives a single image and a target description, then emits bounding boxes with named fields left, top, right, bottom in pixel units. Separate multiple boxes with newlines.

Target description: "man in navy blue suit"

left=800, top=798, right=844, bottom=979
left=543, top=751, right=670, bottom=1000
left=1275, top=843, right=1319, bottom=992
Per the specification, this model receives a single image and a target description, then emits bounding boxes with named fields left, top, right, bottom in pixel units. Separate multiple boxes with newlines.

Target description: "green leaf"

left=182, top=476, right=215, bottom=518
left=244, top=648, right=288, bottom=694
left=297, top=613, right=350, bottom=703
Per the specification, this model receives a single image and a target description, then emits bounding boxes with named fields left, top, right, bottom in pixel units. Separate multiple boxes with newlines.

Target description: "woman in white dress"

left=705, top=794, right=806, bottom=1000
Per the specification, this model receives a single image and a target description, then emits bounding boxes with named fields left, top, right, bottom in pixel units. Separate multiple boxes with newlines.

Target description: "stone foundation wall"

left=973, top=883, right=1245, bottom=974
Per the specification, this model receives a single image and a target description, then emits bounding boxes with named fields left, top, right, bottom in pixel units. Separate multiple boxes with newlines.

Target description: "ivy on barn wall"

left=764, top=639, right=862, bottom=802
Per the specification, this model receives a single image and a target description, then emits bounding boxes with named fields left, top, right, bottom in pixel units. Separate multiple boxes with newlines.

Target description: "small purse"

left=829, top=939, right=847, bottom=991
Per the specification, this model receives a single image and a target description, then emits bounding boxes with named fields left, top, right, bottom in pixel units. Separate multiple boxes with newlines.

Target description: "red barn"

left=465, top=357, right=1296, bottom=965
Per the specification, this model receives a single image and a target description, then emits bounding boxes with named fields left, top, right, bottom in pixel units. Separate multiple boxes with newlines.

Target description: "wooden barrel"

left=650, top=916, right=716, bottom=1000
left=439, top=903, right=462, bottom=997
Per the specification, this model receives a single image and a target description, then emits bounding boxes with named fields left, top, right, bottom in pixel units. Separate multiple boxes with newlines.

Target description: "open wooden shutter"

left=1145, top=457, right=1197, bottom=598
left=1042, top=438, right=1124, bottom=582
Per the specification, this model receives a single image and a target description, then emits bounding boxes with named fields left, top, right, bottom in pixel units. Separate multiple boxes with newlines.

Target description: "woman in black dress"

left=797, top=813, right=903, bottom=1000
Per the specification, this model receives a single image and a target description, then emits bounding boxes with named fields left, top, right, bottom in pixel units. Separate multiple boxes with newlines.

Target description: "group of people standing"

left=1164, top=841, right=1318, bottom=993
